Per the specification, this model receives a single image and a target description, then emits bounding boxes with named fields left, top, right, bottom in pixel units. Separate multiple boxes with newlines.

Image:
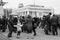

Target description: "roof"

left=26, top=5, right=44, bottom=7
left=12, top=5, right=53, bottom=12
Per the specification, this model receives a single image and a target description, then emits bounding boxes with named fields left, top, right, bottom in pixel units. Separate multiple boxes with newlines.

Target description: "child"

left=14, top=19, right=23, bottom=38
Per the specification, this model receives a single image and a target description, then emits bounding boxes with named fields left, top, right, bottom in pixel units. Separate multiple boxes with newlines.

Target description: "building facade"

left=0, top=0, right=7, bottom=17
left=12, top=5, right=54, bottom=17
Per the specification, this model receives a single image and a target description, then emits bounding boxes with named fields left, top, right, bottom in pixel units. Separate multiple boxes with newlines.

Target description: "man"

left=51, top=14, right=58, bottom=35
left=2, top=16, right=7, bottom=32
left=32, top=17, right=38, bottom=36
left=8, top=15, right=17, bottom=38
left=0, top=16, right=2, bottom=31
left=7, top=16, right=14, bottom=37
left=46, top=13, right=52, bottom=32
left=44, top=13, right=52, bottom=35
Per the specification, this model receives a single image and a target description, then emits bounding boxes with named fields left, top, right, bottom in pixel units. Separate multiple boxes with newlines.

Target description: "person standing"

left=0, top=16, right=2, bottom=31
left=26, top=15, right=33, bottom=33
left=51, top=14, right=58, bottom=35
left=2, top=16, right=7, bottom=32
left=7, top=15, right=16, bottom=38
left=44, top=13, right=52, bottom=35
left=26, top=15, right=37, bottom=36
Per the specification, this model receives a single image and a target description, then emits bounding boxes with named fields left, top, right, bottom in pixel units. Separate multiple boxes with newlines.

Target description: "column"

left=26, top=11, right=27, bottom=16
left=29, top=11, right=32, bottom=16
left=35, top=11, right=37, bottom=17
left=27, top=11, right=29, bottom=15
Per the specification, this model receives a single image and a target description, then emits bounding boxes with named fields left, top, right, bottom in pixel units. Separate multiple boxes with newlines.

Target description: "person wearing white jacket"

left=14, top=19, right=23, bottom=38
left=17, top=19, right=23, bottom=38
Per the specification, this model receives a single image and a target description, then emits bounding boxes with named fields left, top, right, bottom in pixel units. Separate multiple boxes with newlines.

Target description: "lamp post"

left=34, top=0, right=35, bottom=5
left=34, top=0, right=37, bottom=17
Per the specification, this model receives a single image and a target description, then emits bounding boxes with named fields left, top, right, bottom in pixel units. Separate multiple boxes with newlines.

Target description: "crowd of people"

left=40, top=13, right=60, bottom=35
left=0, top=12, right=60, bottom=38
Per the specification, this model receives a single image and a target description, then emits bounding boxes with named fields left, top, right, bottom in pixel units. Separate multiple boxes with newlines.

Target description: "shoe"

left=33, top=33, right=36, bottom=36
left=45, top=33, right=50, bottom=35
left=8, top=36, right=12, bottom=38
left=53, top=34, right=55, bottom=35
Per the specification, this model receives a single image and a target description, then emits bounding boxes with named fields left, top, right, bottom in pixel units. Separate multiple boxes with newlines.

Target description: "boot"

left=33, top=33, right=36, bottom=36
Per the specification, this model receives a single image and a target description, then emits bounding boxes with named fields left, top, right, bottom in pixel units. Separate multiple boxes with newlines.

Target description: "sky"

left=3, top=0, right=60, bottom=14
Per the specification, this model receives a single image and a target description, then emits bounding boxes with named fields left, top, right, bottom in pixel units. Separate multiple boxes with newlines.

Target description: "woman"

left=26, top=15, right=33, bottom=33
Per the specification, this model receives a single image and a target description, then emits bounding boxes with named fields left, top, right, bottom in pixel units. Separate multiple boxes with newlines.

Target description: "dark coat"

left=26, top=17, right=33, bottom=32
left=51, top=16, right=58, bottom=26
left=8, top=19, right=14, bottom=31
left=13, top=17, right=18, bottom=25
left=0, top=18, right=3, bottom=30
left=8, top=19, right=17, bottom=32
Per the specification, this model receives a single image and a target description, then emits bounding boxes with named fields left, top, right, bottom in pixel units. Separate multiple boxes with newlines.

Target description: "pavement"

left=0, top=32, right=11, bottom=40
left=0, top=27, right=60, bottom=40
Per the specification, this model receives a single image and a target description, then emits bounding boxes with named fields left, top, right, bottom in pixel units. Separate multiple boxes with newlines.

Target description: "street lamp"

left=34, top=0, right=35, bottom=5
left=34, top=0, right=37, bottom=17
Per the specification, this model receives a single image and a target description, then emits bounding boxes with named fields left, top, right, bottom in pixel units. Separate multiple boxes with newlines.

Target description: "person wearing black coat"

left=7, top=16, right=17, bottom=38
left=43, top=13, right=52, bottom=35
left=51, top=14, right=58, bottom=35
left=32, top=17, right=38, bottom=36
left=0, top=18, right=2, bottom=31
left=2, top=16, right=7, bottom=32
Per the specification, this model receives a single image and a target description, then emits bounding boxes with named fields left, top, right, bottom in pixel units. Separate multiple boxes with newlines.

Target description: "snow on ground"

left=1, top=27, right=60, bottom=40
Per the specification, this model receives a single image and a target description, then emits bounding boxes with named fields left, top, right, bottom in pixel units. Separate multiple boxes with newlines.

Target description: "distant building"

left=0, top=0, right=7, bottom=17
left=12, top=5, right=54, bottom=17
left=4, top=8, right=12, bottom=18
